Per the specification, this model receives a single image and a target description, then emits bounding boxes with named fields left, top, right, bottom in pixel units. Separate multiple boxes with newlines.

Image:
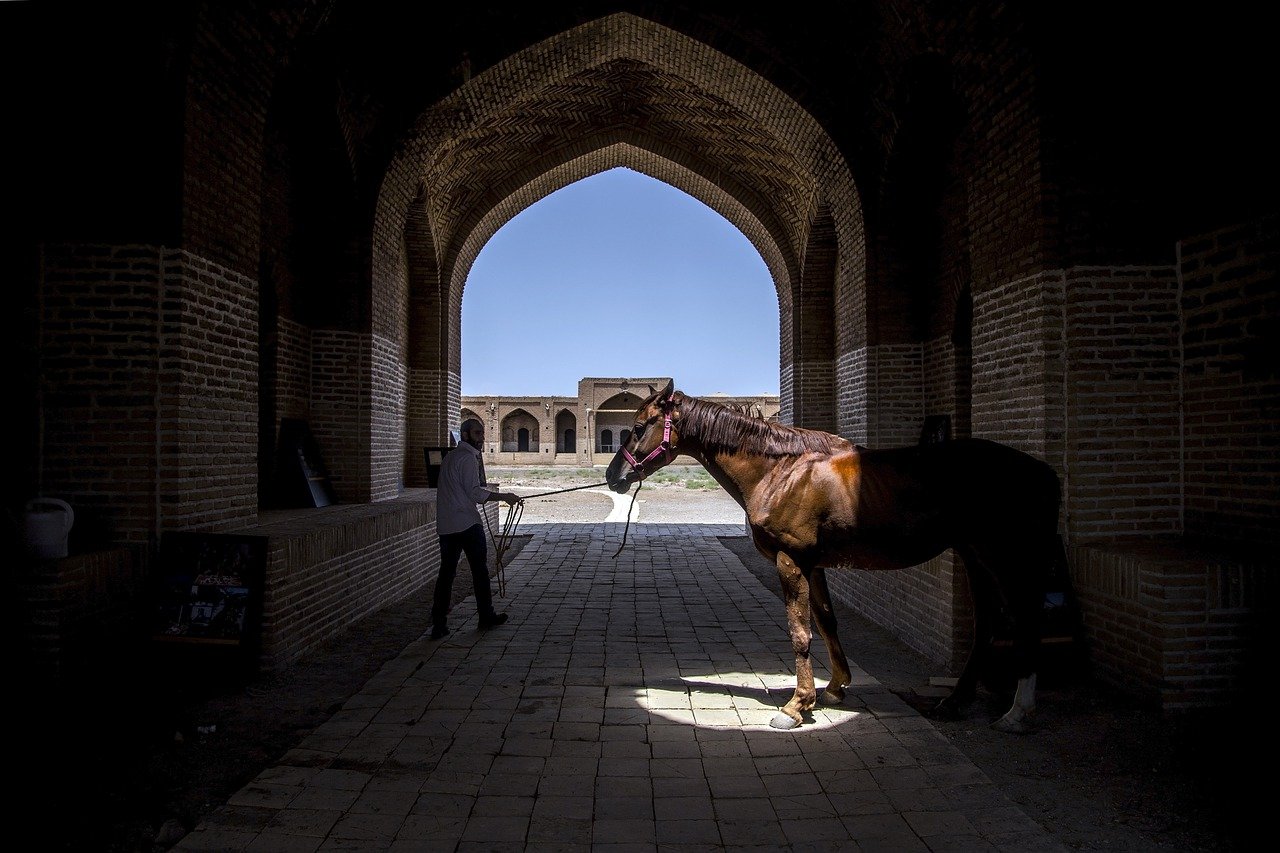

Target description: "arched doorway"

left=500, top=408, right=539, bottom=453
left=375, top=12, right=867, bottom=500
left=555, top=408, right=578, bottom=455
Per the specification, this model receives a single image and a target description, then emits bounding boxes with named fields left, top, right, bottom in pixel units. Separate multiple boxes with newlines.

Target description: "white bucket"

left=24, top=498, right=75, bottom=560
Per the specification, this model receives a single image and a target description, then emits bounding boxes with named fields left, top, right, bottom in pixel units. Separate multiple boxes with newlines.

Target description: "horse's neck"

left=682, top=443, right=772, bottom=510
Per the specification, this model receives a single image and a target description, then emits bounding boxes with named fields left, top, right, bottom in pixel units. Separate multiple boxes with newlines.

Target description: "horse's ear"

left=660, top=378, right=674, bottom=400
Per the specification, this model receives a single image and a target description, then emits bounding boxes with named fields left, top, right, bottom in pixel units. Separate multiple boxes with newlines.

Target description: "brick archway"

left=374, top=12, right=866, bottom=497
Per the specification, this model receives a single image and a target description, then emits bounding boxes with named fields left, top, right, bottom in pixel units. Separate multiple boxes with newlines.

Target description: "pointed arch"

left=366, top=12, right=866, bottom=498
left=500, top=408, right=540, bottom=453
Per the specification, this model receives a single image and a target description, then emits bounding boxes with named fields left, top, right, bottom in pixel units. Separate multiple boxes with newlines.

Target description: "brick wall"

left=275, top=316, right=311, bottom=424
left=826, top=553, right=970, bottom=671
left=1180, top=216, right=1280, bottom=546
left=39, top=245, right=164, bottom=547
left=311, top=331, right=369, bottom=503
left=1063, top=267, right=1181, bottom=538
left=39, top=245, right=258, bottom=546
left=372, top=334, right=408, bottom=500
left=791, top=209, right=838, bottom=431
left=865, top=344, right=924, bottom=448
left=787, top=362, right=836, bottom=432
left=16, top=547, right=144, bottom=682
left=836, top=347, right=869, bottom=444
left=972, top=271, right=1066, bottom=470
left=182, top=7, right=274, bottom=277
left=778, top=363, right=794, bottom=426
left=158, top=250, right=259, bottom=531
left=923, top=335, right=960, bottom=435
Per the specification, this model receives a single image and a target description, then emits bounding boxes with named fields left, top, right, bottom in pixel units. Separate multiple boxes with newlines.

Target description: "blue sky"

left=462, top=168, right=779, bottom=398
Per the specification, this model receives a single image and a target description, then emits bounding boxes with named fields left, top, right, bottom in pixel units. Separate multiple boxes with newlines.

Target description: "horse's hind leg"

left=771, top=551, right=817, bottom=730
left=993, top=555, right=1044, bottom=727
left=988, top=540, right=1047, bottom=734
left=935, top=544, right=994, bottom=720
left=808, top=566, right=852, bottom=705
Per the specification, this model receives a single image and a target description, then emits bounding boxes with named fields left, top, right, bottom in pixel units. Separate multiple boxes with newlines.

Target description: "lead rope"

left=483, top=480, right=611, bottom=597
left=484, top=478, right=642, bottom=577
left=611, top=479, right=643, bottom=558
left=484, top=498, right=524, bottom=598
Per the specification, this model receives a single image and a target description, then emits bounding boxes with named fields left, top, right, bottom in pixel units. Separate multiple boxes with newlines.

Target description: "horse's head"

left=605, top=378, right=685, bottom=493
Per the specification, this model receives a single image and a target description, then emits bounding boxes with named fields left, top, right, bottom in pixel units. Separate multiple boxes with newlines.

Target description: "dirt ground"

left=16, top=476, right=1263, bottom=851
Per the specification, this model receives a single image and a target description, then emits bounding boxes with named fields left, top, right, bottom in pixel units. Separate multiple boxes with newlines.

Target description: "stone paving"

left=175, top=524, right=1064, bottom=852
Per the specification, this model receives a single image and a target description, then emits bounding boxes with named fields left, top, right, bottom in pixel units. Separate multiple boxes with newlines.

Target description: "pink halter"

left=621, top=407, right=674, bottom=477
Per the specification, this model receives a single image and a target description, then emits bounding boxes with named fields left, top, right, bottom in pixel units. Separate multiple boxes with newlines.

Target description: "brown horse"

left=605, top=380, right=1063, bottom=732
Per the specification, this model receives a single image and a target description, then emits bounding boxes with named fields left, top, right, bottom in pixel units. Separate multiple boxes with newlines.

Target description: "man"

left=431, top=418, right=521, bottom=640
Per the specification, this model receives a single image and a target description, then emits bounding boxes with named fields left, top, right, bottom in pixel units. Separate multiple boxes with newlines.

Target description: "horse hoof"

left=770, top=712, right=800, bottom=730
left=820, top=688, right=844, bottom=705
left=931, top=699, right=962, bottom=720
left=991, top=714, right=1034, bottom=734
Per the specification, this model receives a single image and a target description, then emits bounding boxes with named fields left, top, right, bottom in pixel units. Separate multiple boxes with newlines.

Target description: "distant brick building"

left=462, top=377, right=780, bottom=466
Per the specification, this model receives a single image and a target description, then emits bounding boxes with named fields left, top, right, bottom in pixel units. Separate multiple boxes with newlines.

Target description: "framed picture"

left=152, top=532, right=267, bottom=650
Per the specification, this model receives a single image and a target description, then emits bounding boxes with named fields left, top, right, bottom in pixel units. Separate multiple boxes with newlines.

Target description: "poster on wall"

left=152, top=532, right=267, bottom=650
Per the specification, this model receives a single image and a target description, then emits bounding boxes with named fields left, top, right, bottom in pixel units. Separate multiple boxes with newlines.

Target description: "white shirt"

left=435, top=441, right=494, bottom=535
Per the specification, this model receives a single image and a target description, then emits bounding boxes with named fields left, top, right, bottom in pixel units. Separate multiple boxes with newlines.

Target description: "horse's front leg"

left=808, top=566, right=852, bottom=705
left=771, top=551, right=817, bottom=730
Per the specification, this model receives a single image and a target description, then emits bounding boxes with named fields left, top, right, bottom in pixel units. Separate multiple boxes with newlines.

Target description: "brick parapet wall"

left=1068, top=540, right=1271, bottom=709
left=1063, top=267, right=1181, bottom=538
left=1179, top=215, right=1279, bottom=546
left=238, top=495, right=449, bottom=671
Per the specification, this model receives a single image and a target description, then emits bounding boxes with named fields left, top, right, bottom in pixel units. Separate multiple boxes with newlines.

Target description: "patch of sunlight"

left=634, top=671, right=865, bottom=732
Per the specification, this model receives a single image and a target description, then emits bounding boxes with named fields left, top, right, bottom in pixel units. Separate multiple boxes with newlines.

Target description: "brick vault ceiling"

left=421, top=58, right=818, bottom=271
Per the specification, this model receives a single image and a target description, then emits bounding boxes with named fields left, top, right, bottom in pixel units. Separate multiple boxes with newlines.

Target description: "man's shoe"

left=478, top=612, right=508, bottom=630
left=430, top=625, right=450, bottom=640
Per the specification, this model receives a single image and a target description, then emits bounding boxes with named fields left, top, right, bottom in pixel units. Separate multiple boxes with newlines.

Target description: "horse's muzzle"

left=604, top=453, right=633, bottom=493
left=605, top=470, right=635, bottom=494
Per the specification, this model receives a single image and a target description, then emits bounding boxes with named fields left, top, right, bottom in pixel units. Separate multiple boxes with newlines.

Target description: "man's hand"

left=501, top=493, right=521, bottom=506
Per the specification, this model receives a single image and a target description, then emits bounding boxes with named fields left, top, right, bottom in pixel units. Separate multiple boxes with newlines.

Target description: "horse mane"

left=678, top=395, right=845, bottom=457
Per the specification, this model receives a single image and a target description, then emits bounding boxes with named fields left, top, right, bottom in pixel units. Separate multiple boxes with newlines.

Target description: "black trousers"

left=432, top=523, right=495, bottom=625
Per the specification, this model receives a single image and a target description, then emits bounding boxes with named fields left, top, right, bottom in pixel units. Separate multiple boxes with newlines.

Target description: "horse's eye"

left=632, top=424, right=645, bottom=442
